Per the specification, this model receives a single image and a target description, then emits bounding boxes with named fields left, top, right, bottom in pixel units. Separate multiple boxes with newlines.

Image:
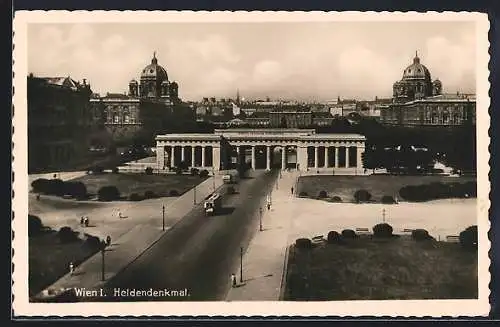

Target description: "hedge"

left=381, top=195, right=396, bottom=204
left=318, top=190, right=328, bottom=199
left=399, top=181, right=477, bottom=202
left=144, top=190, right=157, bottom=199
left=98, top=186, right=121, bottom=201
left=28, top=214, right=43, bottom=237
left=199, top=170, right=209, bottom=178
left=169, top=189, right=179, bottom=196
left=57, top=226, right=79, bottom=243
left=31, top=178, right=87, bottom=199
left=354, top=189, right=372, bottom=203
left=373, top=223, right=393, bottom=238
left=330, top=196, right=342, bottom=203
left=145, top=167, right=153, bottom=175
left=459, top=225, right=478, bottom=249
left=190, top=168, right=199, bottom=176
left=341, top=229, right=357, bottom=239
left=327, top=231, right=342, bottom=244
left=295, top=238, right=312, bottom=249
left=129, top=193, right=143, bottom=201
left=411, top=229, right=432, bottom=241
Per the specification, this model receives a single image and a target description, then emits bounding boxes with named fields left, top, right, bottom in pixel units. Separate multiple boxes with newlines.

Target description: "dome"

left=129, top=79, right=138, bottom=84
left=433, top=79, right=442, bottom=85
left=140, top=52, right=168, bottom=81
left=402, top=52, right=431, bottom=80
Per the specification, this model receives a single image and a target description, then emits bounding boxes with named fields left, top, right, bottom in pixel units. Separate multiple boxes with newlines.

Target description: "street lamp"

left=212, top=167, right=216, bottom=192
left=382, top=208, right=386, bottom=223
left=100, top=240, right=106, bottom=281
left=162, top=205, right=165, bottom=231
left=193, top=185, right=197, bottom=205
left=240, top=246, right=244, bottom=283
left=259, top=207, right=263, bottom=231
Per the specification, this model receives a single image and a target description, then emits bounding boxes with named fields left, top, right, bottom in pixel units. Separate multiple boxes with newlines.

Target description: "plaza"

left=155, top=128, right=366, bottom=173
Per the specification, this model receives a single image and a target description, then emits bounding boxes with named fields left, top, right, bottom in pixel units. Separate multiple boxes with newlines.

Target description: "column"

left=334, top=146, right=339, bottom=168
left=213, top=146, right=221, bottom=171
left=251, top=146, right=256, bottom=170
left=314, top=145, right=319, bottom=169
left=181, top=146, right=185, bottom=162
left=170, top=146, right=175, bottom=167
left=156, top=145, right=165, bottom=170
left=325, top=146, right=329, bottom=168
left=266, top=146, right=271, bottom=170
left=191, top=146, right=195, bottom=167
left=357, top=145, right=365, bottom=170
left=297, top=145, right=307, bottom=171
left=281, top=146, right=286, bottom=170
left=345, top=146, right=350, bottom=168
left=201, top=146, right=206, bottom=167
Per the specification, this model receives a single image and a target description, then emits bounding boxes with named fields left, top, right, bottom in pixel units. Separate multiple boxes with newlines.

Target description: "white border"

left=12, top=11, right=491, bottom=317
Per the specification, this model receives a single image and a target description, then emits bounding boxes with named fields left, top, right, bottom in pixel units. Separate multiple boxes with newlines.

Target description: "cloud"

left=186, top=34, right=240, bottom=64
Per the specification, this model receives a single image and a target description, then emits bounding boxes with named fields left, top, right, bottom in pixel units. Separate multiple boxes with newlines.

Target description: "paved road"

left=89, top=170, right=279, bottom=302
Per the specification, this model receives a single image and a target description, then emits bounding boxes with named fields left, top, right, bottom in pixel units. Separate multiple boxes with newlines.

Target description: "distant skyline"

left=28, top=22, right=476, bottom=101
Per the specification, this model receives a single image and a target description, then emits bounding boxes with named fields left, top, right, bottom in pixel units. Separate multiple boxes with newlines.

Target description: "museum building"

left=381, top=53, right=476, bottom=127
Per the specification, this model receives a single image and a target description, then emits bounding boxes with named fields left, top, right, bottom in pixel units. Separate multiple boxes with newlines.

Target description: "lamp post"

left=240, top=246, right=244, bottom=283
left=259, top=207, right=263, bottom=231
left=100, top=240, right=106, bottom=281
left=212, top=167, right=216, bottom=192
left=382, top=208, right=386, bottom=223
left=162, top=205, right=165, bottom=231
left=193, top=185, right=197, bottom=205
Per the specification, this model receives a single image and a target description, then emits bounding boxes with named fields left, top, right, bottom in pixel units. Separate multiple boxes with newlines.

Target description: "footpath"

left=226, top=171, right=298, bottom=301
left=33, top=174, right=224, bottom=300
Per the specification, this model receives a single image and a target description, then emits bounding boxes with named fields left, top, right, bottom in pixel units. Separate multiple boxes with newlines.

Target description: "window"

left=431, top=112, right=438, bottom=124
left=124, top=113, right=130, bottom=124
left=113, top=113, right=120, bottom=124
left=443, top=111, right=450, bottom=124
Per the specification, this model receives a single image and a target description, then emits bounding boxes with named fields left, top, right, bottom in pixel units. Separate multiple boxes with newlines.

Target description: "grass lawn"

left=284, top=236, right=477, bottom=300
left=296, top=175, right=477, bottom=202
left=72, top=173, right=208, bottom=199
left=29, top=231, right=98, bottom=296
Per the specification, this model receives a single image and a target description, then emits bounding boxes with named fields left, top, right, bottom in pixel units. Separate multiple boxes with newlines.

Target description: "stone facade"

left=156, top=129, right=366, bottom=174
left=27, top=75, right=96, bottom=172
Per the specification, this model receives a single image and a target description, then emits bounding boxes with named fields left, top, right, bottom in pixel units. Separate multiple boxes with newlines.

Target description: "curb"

left=278, top=244, right=291, bottom=301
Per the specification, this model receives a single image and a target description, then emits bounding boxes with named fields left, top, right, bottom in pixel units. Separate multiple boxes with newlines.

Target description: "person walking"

left=84, top=216, right=89, bottom=227
left=231, top=273, right=237, bottom=288
left=291, top=187, right=294, bottom=195
left=106, top=235, right=111, bottom=247
left=80, top=216, right=84, bottom=226
left=69, top=262, right=74, bottom=275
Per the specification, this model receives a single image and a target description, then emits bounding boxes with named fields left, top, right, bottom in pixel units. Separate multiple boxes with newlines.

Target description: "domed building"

left=90, top=53, right=194, bottom=144
left=129, top=52, right=179, bottom=103
left=393, top=52, right=442, bottom=103
left=381, top=52, right=475, bottom=127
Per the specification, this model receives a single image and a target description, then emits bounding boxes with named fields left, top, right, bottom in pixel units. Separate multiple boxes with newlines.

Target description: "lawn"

left=29, top=231, right=99, bottom=297
left=296, top=175, right=477, bottom=202
left=284, top=236, right=478, bottom=300
left=72, top=173, right=208, bottom=199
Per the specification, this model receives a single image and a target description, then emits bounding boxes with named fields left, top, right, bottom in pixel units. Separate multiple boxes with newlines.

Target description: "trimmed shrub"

left=31, top=178, right=50, bottom=193
left=145, top=167, right=153, bottom=175
left=83, top=235, right=102, bottom=251
left=412, top=229, right=432, bottom=241
left=199, top=169, right=209, bottom=178
left=373, top=223, right=393, bottom=238
left=298, top=191, right=308, bottom=197
left=144, top=190, right=157, bottom=199
left=354, top=189, right=372, bottom=203
left=190, top=168, right=199, bottom=176
left=64, top=181, right=87, bottom=199
left=169, top=189, right=179, bottom=197
left=341, top=229, right=357, bottom=239
left=295, top=238, right=312, bottom=250
left=97, top=186, right=121, bottom=201
left=175, top=167, right=183, bottom=175
left=330, top=196, right=342, bottom=203
left=57, top=226, right=78, bottom=243
left=318, top=190, right=328, bottom=199
left=459, top=225, right=478, bottom=249
left=327, top=231, right=342, bottom=244
left=227, top=186, right=236, bottom=194
left=128, top=193, right=142, bottom=201
left=28, top=214, right=43, bottom=237
left=112, top=167, right=119, bottom=174
left=381, top=195, right=396, bottom=204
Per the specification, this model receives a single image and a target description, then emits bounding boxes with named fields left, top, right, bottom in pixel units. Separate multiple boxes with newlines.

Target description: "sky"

left=28, top=22, right=477, bottom=101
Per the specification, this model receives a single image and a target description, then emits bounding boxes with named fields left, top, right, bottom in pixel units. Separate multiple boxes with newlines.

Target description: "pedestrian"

left=231, top=273, right=237, bottom=288
left=36, top=194, right=40, bottom=201
left=291, top=187, right=294, bottom=195
left=84, top=217, right=89, bottom=227
left=118, top=210, right=123, bottom=219
left=69, top=262, right=74, bottom=275
left=106, top=235, right=111, bottom=246
left=80, top=216, right=84, bottom=226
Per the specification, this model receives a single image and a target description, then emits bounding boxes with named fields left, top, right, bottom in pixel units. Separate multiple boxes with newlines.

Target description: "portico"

left=155, top=129, right=366, bottom=174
